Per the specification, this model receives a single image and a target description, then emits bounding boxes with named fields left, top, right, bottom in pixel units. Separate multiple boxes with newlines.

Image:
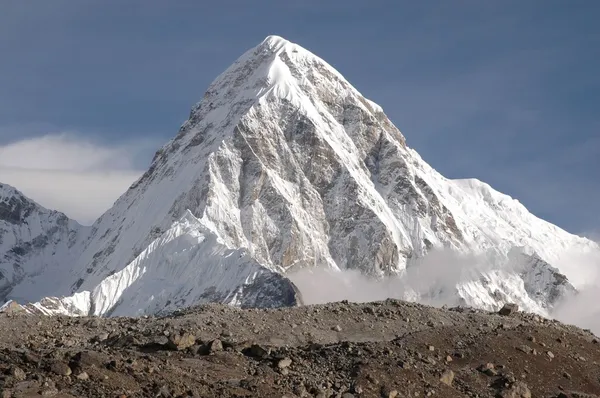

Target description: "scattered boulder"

left=166, top=331, right=196, bottom=351
left=439, top=369, right=454, bottom=386
left=477, top=363, right=497, bottom=376
left=244, top=344, right=270, bottom=358
left=10, top=366, right=26, bottom=381
left=499, top=303, right=519, bottom=316
left=517, top=345, right=534, bottom=354
left=209, top=339, right=223, bottom=353
left=49, top=361, right=72, bottom=376
left=94, top=332, right=109, bottom=342
left=500, top=381, right=531, bottom=398
left=277, top=357, right=292, bottom=369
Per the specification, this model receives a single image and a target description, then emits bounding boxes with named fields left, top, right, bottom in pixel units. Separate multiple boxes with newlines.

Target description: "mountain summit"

left=1, top=36, right=597, bottom=317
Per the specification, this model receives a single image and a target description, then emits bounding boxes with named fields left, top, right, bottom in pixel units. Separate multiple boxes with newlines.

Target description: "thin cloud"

left=0, top=133, right=151, bottom=225
left=0, top=133, right=134, bottom=171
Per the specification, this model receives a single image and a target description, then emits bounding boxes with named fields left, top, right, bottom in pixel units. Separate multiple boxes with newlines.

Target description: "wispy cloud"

left=0, top=133, right=154, bottom=225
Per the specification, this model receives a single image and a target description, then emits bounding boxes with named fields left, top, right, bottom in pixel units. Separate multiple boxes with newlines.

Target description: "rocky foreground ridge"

left=1, top=299, right=600, bottom=398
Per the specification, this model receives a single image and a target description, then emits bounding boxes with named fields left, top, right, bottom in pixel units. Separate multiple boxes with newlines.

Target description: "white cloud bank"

left=0, top=133, right=149, bottom=225
left=290, top=247, right=600, bottom=334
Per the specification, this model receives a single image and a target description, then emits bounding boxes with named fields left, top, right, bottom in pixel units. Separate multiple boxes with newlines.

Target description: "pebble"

left=277, top=357, right=292, bottom=369
left=439, top=369, right=454, bottom=386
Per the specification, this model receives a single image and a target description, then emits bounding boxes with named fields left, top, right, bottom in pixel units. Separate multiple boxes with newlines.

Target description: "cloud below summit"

left=0, top=133, right=151, bottom=225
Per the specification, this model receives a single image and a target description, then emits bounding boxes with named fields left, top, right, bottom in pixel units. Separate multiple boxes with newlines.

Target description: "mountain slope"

left=34, top=210, right=300, bottom=316
left=1, top=35, right=597, bottom=316
left=0, top=183, right=86, bottom=302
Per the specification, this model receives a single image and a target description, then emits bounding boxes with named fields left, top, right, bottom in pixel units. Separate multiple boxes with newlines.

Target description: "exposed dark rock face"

left=0, top=185, right=35, bottom=225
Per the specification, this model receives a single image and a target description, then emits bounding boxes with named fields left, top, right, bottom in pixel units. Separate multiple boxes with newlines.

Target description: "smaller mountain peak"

left=0, top=182, right=24, bottom=201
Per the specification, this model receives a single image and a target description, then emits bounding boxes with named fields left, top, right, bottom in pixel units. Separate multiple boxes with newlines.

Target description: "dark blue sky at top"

left=0, top=1, right=599, bottom=235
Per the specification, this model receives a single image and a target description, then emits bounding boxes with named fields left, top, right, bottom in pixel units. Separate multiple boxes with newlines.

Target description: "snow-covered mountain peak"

left=259, top=34, right=292, bottom=50
left=175, top=35, right=375, bottom=142
left=1, top=36, right=598, bottom=317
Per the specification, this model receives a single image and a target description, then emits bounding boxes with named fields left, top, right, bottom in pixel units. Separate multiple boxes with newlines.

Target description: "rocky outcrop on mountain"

left=0, top=36, right=598, bottom=317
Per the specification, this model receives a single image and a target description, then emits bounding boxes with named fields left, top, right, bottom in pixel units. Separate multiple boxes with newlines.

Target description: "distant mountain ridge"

left=1, top=35, right=597, bottom=317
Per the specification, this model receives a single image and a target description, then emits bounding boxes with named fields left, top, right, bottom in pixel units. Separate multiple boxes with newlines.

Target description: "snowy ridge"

left=0, top=183, right=86, bottom=302
left=1, top=35, right=598, bottom=317
left=24, top=211, right=300, bottom=316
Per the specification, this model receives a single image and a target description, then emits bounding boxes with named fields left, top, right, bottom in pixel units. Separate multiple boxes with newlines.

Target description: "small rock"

left=547, top=351, right=555, bottom=359
left=500, top=381, right=531, bottom=398
left=428, top=345, right=435, bottom=351
left=478, top=363, right=497, bottom=376
left=50, top=362, right=72, bottom=376
left=563, top=372, right=572, bottom=379
left=95, top=332, right=109, bottom=342
left=246, top=344, right=270, bottom=358
left=294, top=384, right=308, bottom=396
left=516, top=345, right=533, bottom=354
left=76, top=372, right=89, bottom=380
left=166, top=331, right=196, bottom=351
left=209, top=339, right=223, bottom=353
left=277, top=357, right=292, bottom=369
left=332, top=325, right=342, bottom=332
left=10, top=366, right=26, bottom=381
left=499, top=303, right=519, bottom=316
left=388, top=391, right=399, bottom=398
left=445, top=355, right=453, bottom=362
left=439, top=369, right=454, bottom=386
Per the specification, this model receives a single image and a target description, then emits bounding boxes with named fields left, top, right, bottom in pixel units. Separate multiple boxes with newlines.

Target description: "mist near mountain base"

left=551, top=246, right=600, bottom=333
left=289, top=246, right=600, bottom=334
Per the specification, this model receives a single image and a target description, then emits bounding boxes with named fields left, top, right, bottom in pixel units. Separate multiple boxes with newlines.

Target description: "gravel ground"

left=1, top=300, right=599, bottom=397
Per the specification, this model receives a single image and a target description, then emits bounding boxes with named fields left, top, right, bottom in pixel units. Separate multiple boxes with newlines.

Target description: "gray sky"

left=0, top=1, right=598, bottom=236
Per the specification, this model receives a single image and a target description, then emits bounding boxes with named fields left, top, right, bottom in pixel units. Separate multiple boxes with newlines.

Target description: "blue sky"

left=0, top=1, right=598, bottom=235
